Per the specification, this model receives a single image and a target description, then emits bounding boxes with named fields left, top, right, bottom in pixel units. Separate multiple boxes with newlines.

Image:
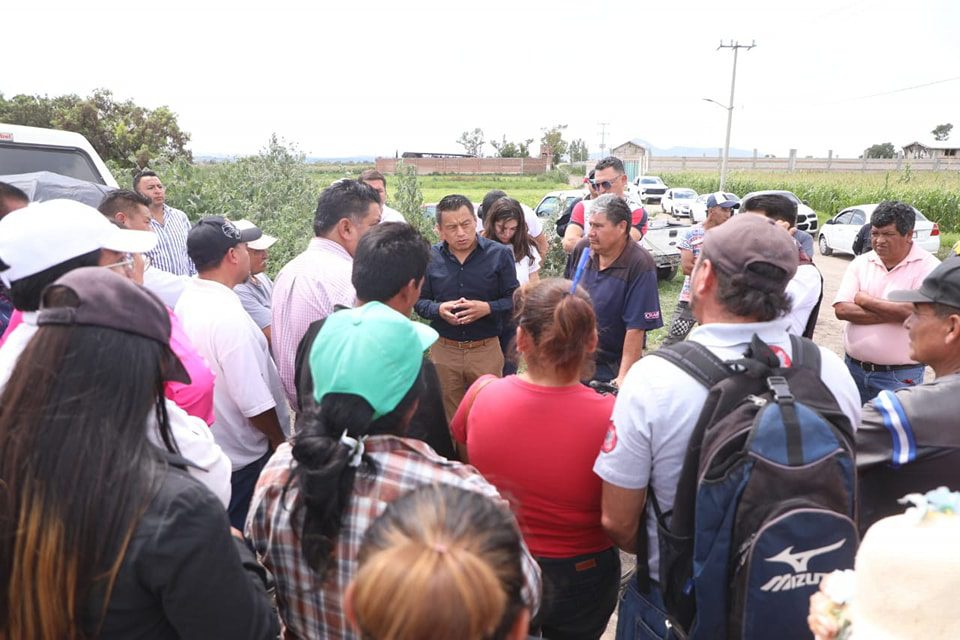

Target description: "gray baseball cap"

left=889, top=257, right=960, bottom=307
left=700, top=214, right=798, bottom=293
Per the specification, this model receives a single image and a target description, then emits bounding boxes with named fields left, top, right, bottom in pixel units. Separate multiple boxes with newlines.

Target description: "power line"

left=844, top=75, right=960, bottom=102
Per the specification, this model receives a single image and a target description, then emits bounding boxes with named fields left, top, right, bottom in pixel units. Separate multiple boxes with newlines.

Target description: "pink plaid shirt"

left=272, top=238, right=356, bottom=406
left=246, top=436, right=542, bottom=639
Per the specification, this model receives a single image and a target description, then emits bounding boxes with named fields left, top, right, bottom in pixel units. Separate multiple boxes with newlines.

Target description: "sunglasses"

left=592, top=177, right=622, bottom=191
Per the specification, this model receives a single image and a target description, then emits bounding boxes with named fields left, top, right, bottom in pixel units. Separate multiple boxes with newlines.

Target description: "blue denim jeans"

left=844, top=355, right=924, bottom=406
left=616, top=580, right=682, bottom=640
left=532, top=547, right=620, bottom=640
left=228, top=449, right=271, bottom=530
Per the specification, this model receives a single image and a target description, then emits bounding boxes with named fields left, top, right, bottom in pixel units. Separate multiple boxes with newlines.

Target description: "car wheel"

left=657, top=265, right=678, bottom=281
left=818, top=234, right=833, bottom=256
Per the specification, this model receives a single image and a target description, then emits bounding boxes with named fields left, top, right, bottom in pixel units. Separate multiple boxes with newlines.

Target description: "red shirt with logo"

left=451, top=375, right=616, bottom=558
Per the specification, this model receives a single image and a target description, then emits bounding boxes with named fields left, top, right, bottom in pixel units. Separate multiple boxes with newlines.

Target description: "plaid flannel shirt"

left=246, top=435, right=542, bottom=640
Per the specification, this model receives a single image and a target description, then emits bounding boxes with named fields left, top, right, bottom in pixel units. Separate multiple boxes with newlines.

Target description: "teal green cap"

left=310, top=302, right=438, bottom=418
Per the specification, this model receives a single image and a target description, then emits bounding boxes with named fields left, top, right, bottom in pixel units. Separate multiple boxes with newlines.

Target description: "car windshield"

left=640, top=178, right=661, bottom=184
left=675, top=190, right=696, bottom=199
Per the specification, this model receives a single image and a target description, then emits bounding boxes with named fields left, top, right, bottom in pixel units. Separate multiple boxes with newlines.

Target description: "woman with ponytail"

left=0, top=268, right=278, bottom=640
left=246, top=301, right=542, bottom=639
left=345, top=484, right=531, bottom=640
left=451, top=277, right=620, bottom=640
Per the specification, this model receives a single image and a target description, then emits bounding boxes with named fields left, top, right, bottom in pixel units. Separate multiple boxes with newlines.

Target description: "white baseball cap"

left=234, top=219, right=277, bottom=251
left=0, top=199, right=158, bottom=286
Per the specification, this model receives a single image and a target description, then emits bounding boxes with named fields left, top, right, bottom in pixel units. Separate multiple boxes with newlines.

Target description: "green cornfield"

left=660, top=170, right=960, bottom=230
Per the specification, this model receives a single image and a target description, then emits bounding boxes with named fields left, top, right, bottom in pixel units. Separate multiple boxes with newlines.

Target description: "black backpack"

left=642, top=334, right=858, bottom=640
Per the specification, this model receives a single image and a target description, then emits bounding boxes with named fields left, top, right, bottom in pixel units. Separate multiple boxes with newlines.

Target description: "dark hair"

left=742, top=194, right=797, bottom=227
left=477, top=190, right=507, bottom=220
left=871, top=201, right=916, bottom=236
left=285, top=367, right=426, bottom=577
left=132, top=169, right=158, bottom=192
left=98, top=189, right=151, bottom=220
left=353, top=222, right=431, bottom=303
left=514, top=278, right=596, bottom=380
left=313, top=180, right=381, bottom=236
left=714, top=262, right=792, bottom=321
left=351, top=485, right=526, bottom=640
left=0, top=182, right=28, bottom=217
left=594, top=156, right=625, bottom=174
left=0, top=323, right=174, bottom=638
left=591, top=194, right=632, bottom=232
left=482, top=198, right=535, bottom=262
left=8, top=250, right=102, bottom=311
left=932, top=302, right=960, bottom=319
left=435, top=194, right=474, bottom=226
left=359, top=169, right=387, bottom=184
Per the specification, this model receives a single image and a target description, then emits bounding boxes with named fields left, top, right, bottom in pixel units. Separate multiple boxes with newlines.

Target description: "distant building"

left=902, top=141, right=960, bottom=159
left=611, top=139, right=649, bottom=181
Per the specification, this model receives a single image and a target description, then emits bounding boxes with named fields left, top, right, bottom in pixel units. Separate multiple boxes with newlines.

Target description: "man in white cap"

left=0, top=199, right=232, bottom=507
left=233, top=219, right=278, bottom=347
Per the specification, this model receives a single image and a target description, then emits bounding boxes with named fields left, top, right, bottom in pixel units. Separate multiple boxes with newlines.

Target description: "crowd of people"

left=0, top=154, right=955, bottom=639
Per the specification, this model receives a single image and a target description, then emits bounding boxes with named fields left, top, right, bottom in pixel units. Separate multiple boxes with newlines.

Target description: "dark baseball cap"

left=36, top=267, right=191, bottom=384
left=701, top=214, right=798, bottom=293
left=187, top=216, right=262, bottom=266
left=889, top=257, right=960, bottom=307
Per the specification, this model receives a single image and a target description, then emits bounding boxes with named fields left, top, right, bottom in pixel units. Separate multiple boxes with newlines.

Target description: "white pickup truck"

left=0, top=123, right=118, bottom=187
left=535, top=189, right=682, bottom=281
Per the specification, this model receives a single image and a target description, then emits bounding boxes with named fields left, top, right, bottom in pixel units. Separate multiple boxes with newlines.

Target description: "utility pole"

left=713, top=40, right=755, bottom=191
left=598, top=122, right=609, bottom=159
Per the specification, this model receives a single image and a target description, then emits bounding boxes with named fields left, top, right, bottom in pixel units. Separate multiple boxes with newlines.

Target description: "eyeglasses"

left=592, top=177, right=622, bottom=191
left=101, top=253, right=135, bottom=275
left=142, top=254, right=152, bottom=271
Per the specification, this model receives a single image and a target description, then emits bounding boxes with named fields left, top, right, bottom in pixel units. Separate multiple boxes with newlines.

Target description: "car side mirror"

left=825, top=219, right=835, bottom=225
left=802, top=200, right=810, bottom=206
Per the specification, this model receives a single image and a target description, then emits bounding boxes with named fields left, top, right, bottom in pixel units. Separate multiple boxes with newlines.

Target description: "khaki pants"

left=430, top=337, right=504, bottom=421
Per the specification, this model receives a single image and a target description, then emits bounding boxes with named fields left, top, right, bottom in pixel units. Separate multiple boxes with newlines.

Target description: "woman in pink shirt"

left=452, top=278, right=618, bottom=640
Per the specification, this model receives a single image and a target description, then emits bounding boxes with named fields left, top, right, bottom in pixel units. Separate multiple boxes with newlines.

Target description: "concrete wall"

left=375, top=157, right=550, bottom=175
left=648, top=155, right=960, bottom=173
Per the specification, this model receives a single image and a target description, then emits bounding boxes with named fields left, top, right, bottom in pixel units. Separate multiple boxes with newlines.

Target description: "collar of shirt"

left=308, top=237, right=352, bottom=260
left=438, top=234, right=487, bottom=262
left=688, top=317, right=793, bottom=350
left=21, top=311, right=38, bottom=326
left=189, top=277, right=241, bottom=299
left=865, top=242, right=930, bottom=272
left=590, top=238, right=637, bottom=272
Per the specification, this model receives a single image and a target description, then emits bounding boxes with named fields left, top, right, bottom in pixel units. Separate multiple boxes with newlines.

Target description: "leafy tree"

left=864, top=142, right=895, bottom=159
left=491, top=135, right=534, bottom=158
left=456, top=128, right=485, bottom=156
left=568, top=138, right=589, bottom=163
left=932, top=123, right=953, bottom=141
left=0, top=89, right=191, bottom=170
left=540, top=124, right=568, bottom=165
left=392, top=160, right=435, bottom=242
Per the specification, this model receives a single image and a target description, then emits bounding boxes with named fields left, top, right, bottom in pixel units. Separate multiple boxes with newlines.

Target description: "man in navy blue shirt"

left=415, top=195, right=520, bottom=420
left=565, top=194, right=662, bottom=385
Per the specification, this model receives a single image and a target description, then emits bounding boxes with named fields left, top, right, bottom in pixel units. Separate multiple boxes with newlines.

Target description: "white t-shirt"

left=0, top=312, right=232, bottom=507
left=515, top=246, right=541, bottom=285
left=175, top=278, right=290, bottom=469
left=593, top=318, right=861, bottom=582
left=143, top=266, right=190, bottom=308
left=784, top=263, right=823, bottom=336
left=521, top=203, right=543, bottom=239
left=380, top=204, right=406, bottom=224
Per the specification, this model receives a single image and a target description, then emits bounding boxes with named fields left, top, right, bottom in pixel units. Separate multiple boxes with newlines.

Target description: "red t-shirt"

left=570, top=200, right=649, bottom=237
left=451, top=375, right=616, bottom=558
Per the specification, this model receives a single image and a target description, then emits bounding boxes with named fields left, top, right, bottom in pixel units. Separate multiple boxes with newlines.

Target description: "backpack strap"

left=789, top=334, right=821, bottom=374
left=648, top=341, right=733, bottom=389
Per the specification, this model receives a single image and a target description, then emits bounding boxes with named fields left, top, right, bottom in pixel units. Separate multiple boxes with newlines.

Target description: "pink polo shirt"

left=834, top=244, right=939, bottom=365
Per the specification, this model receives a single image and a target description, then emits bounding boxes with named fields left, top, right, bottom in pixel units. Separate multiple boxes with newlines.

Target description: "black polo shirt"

left=565, top=238, right=662, bottom=366
left=414, top=235, right=520, bottom=341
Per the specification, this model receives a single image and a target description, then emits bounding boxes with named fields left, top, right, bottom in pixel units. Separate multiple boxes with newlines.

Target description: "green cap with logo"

left=310, top=302, right=439, bottom=418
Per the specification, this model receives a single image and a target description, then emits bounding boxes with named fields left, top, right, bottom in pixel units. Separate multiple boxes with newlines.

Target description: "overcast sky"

left=7, top=0, right=957, bottom=159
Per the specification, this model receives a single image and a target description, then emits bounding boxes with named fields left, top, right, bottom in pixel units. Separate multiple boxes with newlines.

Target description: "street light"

left=702, top=97, right=733, bottom=191
left=706, top=40, right=755, bottom=191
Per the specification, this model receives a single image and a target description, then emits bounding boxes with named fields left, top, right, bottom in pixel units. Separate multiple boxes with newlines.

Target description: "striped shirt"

left=272, top=238, right=356, bottom=406
left=246, top=435, right=542, bottom=640
left=146, top=204, right=197, bottom=276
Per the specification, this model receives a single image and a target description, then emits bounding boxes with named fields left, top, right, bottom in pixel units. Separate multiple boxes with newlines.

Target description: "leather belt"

left=847, top=356, right=918, bottom=372
left=438, top=336, right=496, bottom=350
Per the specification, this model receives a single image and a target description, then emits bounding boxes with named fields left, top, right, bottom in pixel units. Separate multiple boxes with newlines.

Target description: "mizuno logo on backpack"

left=642, top=334, right=859, bottom=640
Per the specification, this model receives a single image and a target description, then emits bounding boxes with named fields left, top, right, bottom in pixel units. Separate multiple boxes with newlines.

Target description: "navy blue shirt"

left=415, top=235, right=520, bottom=341
left=565, top=238, right=663, bottom=366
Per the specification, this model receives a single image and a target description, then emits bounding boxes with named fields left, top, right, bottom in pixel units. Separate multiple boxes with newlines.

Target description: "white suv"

left=0, top=123, right=118, bottom=187
left=633, top=175, right=667, bottom=204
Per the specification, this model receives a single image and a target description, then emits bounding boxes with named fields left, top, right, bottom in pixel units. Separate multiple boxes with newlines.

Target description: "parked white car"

left=633, top=175, right=668, bottom=204
left=0, top=123, right=118, bottom=187
left=690, top=191, right=740, bottom=223
left=741, top=190, right=819, bottom=233
left=817, top=203, right=940, bottom=256
left=661, top=188, right=699, bottom=217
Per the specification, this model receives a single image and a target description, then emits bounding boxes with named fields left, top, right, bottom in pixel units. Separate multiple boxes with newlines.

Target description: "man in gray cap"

left=857, top=256, right=960, bottom=533
left=593, top=214, right=861, bottom=637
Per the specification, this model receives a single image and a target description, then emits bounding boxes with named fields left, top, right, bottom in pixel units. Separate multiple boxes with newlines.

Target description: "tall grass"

left=660, top=170, right=960, bottom=230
